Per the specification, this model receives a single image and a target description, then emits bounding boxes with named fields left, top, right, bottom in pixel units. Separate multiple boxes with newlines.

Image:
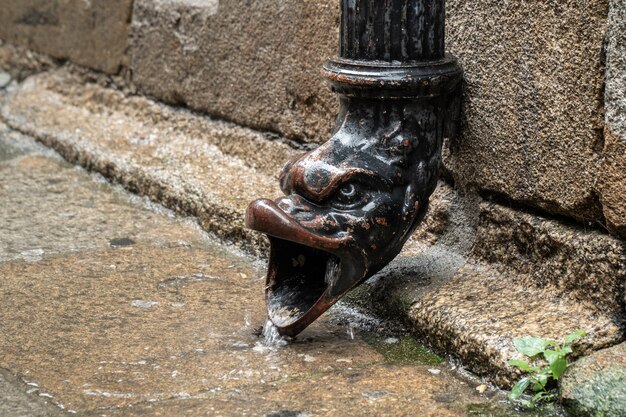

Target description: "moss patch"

left=465, top=402, right=565, bottom=417
left=361, top=332, right=443, bottom=366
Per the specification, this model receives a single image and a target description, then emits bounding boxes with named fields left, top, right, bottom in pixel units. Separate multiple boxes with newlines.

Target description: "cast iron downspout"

left=246, top=0, right=462, bottom=337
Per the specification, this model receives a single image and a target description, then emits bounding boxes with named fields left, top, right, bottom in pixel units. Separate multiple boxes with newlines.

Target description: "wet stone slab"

left=0, top=129, right=557, bottom=416
left=0, top=128, right=205, bottom=263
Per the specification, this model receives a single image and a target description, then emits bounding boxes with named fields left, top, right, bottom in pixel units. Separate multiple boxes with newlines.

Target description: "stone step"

left=347, top=244, right=624, bottom=387
left=1, top=69, right=623, bottom=387
left=410, top=261, right=622, bottom=387
left=1, top=69, right=299, bottom=256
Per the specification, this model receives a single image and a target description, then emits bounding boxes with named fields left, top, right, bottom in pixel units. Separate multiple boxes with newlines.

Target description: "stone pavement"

left=0, top=126, right=568, bottom=416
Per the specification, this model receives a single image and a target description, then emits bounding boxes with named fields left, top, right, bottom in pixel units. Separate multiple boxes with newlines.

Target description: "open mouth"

left=266, top=237, right=342, bottom=330
left=246, top=198, right=360, bottom=336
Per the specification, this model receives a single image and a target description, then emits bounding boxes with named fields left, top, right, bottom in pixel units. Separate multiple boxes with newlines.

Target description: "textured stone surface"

left=598, top=1, right=626, bottom=238
left=0, top=130, right=523, bottom=416
left=561, top=342, right=626, bottom=417
left=605, top=0, right=626, bottom=140
left=0, top=369, right=64, bottom=417
left=131, top=0, right=338, bottom=142
left=445, top=0, right=609, bottom=222
left=0, top=0, right=133, bottom=73
left=472, top=202, right=626, bottom=316
left=0, top=129, right=207, bottom=264
left=408, top=265, right=623, bottom=388
left=0, top=40, right=56, bottom=81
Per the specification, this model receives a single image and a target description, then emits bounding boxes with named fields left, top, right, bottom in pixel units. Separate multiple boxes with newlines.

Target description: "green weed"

left=508, top=330, right=586, bottom=408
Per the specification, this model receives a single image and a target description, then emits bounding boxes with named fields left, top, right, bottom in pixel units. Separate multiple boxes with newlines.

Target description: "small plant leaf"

left=544, top=340, right=559, bottom=350
left=513, top=337, right=548, bottom=357
left=543, top=349, right=560, bottom=365
left=532, top=392, right=545, bottom=400
left=550, top=357, right=567, bottom=380
left=507, top=332, right=584, bottom=409
left=509, top=377, right=531, bottom=400
left=531, top=391, right=555, bottom=407
left=563, top=330, right=586, bottom=345
left=508, top=359, right=532, bottom=371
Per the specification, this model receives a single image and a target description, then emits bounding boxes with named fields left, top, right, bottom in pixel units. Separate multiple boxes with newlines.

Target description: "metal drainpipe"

left=246, top=0, right=462, bottom=337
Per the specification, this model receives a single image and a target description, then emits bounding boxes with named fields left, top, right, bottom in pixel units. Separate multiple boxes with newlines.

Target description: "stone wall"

left=0, top=0, right=133, bottom=74
left=133, top=0, right=626, bottom=240
left=131, top=0, right=338, bottom=143
left=599, top=0, right=626, bottom=237
left=0, top=0, right=624, bottom=240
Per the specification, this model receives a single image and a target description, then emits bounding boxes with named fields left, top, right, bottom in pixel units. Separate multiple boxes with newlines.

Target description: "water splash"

left=262, top=319, right=289, bottom=348
left=347, top=324, right=355, bottom=340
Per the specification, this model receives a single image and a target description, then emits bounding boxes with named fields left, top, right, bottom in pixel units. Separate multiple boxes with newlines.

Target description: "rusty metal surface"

left=246, top=0, right=462, bottom=337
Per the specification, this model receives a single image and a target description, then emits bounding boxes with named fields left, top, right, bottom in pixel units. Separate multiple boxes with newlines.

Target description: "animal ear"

left=384, top=182, right=425, bottom=250
left=380, top=121, right=418, bottom=164
left=401, top=183, right=419, bottom=220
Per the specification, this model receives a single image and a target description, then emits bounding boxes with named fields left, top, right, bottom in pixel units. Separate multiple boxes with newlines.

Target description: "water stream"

left=261, top=318, right=290, bottom=348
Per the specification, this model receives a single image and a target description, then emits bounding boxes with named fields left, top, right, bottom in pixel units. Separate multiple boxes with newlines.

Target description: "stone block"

left=472, top=202, right=625, bottom=316
left=444, top=0, right=609, bottom=222
left=561, top=342, right=626, bottom=417
left=131, top=0, right=338, bottom=142
left=0, top=0, right=133, bottom=73
left=408, top=264, right=622, bottom=387
left=598, top=1, right=626, bottom=238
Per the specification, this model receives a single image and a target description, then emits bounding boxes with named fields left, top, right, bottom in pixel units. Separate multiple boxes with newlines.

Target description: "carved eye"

left=334, top=182, right=364, bottom=207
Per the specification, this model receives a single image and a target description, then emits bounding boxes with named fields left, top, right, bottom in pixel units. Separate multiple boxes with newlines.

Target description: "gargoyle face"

left=246, top=99, right=443, bottom=336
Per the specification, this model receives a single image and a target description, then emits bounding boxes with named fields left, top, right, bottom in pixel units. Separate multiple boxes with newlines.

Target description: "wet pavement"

left=0, top=127, right=562, bottom=416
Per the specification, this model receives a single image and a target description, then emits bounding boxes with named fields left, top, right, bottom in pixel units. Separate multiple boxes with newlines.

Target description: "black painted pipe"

left=246, top=0, right=462, bottom=337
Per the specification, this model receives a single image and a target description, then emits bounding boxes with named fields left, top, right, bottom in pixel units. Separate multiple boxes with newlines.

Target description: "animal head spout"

left=246, top=100, right=441, bottom=336
left=246, top=1, right=461, bottom=336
